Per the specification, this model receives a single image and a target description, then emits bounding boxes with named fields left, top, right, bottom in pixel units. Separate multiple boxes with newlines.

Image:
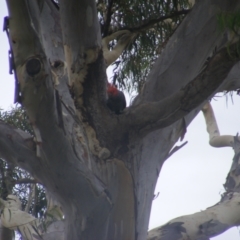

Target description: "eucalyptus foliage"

left=97, top=0, right=191, bottom=92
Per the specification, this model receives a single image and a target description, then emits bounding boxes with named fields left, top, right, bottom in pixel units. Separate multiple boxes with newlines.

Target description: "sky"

left=1, top=2, right=240, bottom=239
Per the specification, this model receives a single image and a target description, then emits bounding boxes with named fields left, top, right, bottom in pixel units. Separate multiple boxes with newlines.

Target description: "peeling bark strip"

left=60, top=0, right=102, bottom=108
left=2, top=0, right=240, bottom=239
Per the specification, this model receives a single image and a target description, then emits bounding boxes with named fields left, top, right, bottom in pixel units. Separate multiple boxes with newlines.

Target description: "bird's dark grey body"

left=107, top=89, right=126, bottom=114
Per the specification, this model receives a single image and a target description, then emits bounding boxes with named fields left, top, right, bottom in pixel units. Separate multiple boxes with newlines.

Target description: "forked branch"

left=147, top=102, right=240, bottom=240
left=102, top=30, right=137, bottom=67
left=0, top=121, right=39, bottom=177
left=127, top=9, right=190, bottom=33
left=123, top=42, right=240, bottom=135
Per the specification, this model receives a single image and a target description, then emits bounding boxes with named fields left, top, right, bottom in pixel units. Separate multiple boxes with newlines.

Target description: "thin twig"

left=123, top=9, right=190, bottom=33
left=103, top=0, right=114, bottom=37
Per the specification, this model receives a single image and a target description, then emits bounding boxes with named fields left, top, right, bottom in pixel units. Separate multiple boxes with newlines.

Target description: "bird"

left=107, top=83, right=126, bottom=114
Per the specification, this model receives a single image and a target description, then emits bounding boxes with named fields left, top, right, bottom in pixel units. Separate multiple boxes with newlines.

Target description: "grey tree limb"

left=148, top=192, right=240, bottom=240
left=147, top=107, right=240, bottom=240
left=123, top=43, right=240, bottom=136
left=2, top=0, right=240, bottom=239
left=131, top=1, right=240, bottom=239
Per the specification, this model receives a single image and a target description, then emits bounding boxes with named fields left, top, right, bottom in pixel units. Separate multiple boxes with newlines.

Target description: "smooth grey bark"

left=1, top=0, right=240, bottom=240
left=132, top=1, right=240, bottom=239
left=5, top=0, right=113, bottom=239
left=147, top=136, right=240, bottom=240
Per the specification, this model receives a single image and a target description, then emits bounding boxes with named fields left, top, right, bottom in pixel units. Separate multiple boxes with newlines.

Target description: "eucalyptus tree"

left=1, top=0, right=240, bottom=239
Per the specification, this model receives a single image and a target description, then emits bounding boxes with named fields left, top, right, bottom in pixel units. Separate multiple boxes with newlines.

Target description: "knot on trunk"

left=26, top=58, right=41, bottom=77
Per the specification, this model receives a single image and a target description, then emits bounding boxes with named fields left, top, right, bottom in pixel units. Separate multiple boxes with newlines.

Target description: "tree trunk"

left=1, top=0, right=240, bottom=239
left=0, top=223, right=13, bottom=240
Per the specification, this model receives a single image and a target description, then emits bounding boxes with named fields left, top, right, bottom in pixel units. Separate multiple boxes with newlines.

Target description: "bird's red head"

left=107, top=83, right=118, bottom=96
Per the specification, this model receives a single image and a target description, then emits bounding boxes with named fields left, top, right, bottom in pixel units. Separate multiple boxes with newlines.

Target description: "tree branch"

left=219, top=61, right=240, bottom=92
left=131, top=1, right=240, bottom=238
left=202, top=102, right=240, bottom=194
left=15, top=179, right=38, bottom=184
left=123, top=9, right=190, bottom=33
left=148, top=192, right=240, bottom=240
left=103, top=0, right=114, bottom=37
left=148, top=129, right=240, bottom=240
left=101, top=9, right=190, bottom=66
left=0, top=221, right=13, bottom=240
left=124, top=42, right=240, bottom=136
left=0, top=121, right=41, bottom=179
left=102, top=30, right=137, bottom=67
left=24, top=183, right=35, bottom=213
left=202, top=102, right=234, bottom=147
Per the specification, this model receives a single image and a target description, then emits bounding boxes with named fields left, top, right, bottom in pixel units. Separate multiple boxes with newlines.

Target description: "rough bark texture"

left=1, top=0, right=240, bottom=239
